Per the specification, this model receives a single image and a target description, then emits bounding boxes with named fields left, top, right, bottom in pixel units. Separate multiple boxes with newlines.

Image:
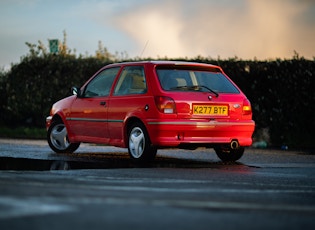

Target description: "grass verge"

left=0, top=126, right=46, bottom=139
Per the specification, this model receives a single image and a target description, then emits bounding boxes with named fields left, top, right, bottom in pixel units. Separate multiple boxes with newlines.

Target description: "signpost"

left=49, top=39, right=59, bottom=54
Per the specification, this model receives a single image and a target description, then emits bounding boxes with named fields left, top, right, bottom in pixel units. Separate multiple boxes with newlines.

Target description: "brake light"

left=154, top=96, right=177, bottom=114
left=242, top=98, right=252, bottom=116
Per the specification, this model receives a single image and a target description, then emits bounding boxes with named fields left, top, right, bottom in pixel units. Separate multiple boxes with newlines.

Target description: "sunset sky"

left=1, top=0, right=315, bottom=69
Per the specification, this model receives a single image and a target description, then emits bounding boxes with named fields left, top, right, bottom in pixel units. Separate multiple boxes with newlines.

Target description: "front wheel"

left=47, top=120, right=80, bottom=153
left=128, top=122, right=157, bottom=162
left=214, top=146, right=245, bottom=162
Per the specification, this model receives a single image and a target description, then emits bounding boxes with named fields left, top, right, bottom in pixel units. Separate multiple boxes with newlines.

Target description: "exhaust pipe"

left=230, top=140, right=239, bottom=149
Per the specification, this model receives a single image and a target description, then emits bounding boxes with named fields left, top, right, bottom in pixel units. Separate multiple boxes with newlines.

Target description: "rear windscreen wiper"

left=172, top=85, right=219, bottom=97
left=197, top=85, right=219, bottom=97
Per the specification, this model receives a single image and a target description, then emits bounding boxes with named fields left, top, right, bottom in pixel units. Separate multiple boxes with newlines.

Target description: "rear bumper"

left=146, top=119, right=255, bottom=147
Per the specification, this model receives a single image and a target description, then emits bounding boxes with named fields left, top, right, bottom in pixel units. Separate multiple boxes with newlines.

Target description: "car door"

left=107, top=65, right=149, bottom=146
left=68, top=67, right=120, bottom=143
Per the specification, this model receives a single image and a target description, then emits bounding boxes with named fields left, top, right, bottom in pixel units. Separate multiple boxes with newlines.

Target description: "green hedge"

left=217, top=59, right=315, bottom=148
left=1, top=55, right=314, bottom=148
left=1, top=55, right=109, bottom=127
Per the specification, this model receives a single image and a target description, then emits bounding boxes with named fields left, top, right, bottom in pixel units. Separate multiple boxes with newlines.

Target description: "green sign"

left=49, top=39, right=59, bottom=53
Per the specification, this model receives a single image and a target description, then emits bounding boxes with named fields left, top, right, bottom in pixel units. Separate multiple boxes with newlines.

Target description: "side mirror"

left=71, top=86, right=82, bottom=97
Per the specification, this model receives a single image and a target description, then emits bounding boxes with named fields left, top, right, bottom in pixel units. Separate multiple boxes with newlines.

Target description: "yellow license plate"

left=193, top=105, right=228, bottom=115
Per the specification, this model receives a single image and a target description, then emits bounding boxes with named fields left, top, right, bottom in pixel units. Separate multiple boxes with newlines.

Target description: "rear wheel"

left=47, top=120, right=80, bottom=153
left=128, top=122, right=157, bottom=162
left=215, top=146, right=244, bottom=162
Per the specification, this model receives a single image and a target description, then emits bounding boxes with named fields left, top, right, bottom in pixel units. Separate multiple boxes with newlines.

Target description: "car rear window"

left=156, top=68, right=239, bottom=93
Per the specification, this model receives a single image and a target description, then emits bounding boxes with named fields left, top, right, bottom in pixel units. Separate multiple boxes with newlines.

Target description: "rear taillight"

left=242, top=98, right=252, bottom=116
left=154, top=96, right=177, bottom=114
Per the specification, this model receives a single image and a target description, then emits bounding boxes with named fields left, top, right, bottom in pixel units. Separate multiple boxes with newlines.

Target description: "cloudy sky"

left=1, top=0, right=315, bottom=69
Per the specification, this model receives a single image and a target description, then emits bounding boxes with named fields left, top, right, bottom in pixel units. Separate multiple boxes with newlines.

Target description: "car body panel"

left=67, top=96, right=110, bottom=143
left=107, top=94, right=156, bottom=147
left=47, top=61, right=255, bottom=151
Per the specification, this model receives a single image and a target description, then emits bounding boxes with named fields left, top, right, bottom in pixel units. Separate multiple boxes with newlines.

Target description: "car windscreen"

left=156, top=68, right=240, bottom=93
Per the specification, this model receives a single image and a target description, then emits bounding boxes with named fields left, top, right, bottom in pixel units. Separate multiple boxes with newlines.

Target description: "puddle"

left=0, top=156, right=139, bottom=171
left=0, top=139, right=250, bottom=170
left=0, top=155, right=246, bottom=171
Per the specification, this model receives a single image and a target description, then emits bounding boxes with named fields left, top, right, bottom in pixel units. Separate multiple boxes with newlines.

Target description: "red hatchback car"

left=46, top=61, right=255, bottom=162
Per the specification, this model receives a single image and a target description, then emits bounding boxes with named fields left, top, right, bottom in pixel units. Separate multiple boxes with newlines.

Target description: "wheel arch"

left=123, top=117, right=149, bottom=147
left=50, top=113, right=63, bottom=123
left=47, top=115, right=80, bottom=153
left=49, top=113, right=75, bottom=141
left=124, top=116, right=157, bottom=161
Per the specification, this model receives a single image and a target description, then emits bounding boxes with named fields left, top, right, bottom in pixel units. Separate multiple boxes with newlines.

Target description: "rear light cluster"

left=155, top=96, right=177, bottom=114
left=242, top=98, right=252, bottom=116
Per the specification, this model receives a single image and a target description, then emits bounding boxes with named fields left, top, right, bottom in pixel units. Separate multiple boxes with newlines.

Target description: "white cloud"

left=114, top=3, right=184, bottom=57
left=0, top=0, right=314, bottom=68
left=113, top=0, right=315, bottom=59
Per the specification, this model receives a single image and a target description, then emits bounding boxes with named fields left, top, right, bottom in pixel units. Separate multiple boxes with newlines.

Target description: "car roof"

left=104, top=60, right=221, bottom=69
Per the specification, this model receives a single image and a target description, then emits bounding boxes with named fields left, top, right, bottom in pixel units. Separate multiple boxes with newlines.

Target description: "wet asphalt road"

left=0, top=139, right=314, bottom=230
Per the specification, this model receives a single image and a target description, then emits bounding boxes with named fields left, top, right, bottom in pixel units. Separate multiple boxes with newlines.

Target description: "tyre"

left=128, top=122, right=157, bottom=162
left=214, top=146, right=244, bottom=162
left=47, top=120, right=80, bottom=153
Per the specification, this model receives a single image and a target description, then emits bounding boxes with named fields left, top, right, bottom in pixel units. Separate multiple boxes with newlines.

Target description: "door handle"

left=100, top=101, right=106, bottom=106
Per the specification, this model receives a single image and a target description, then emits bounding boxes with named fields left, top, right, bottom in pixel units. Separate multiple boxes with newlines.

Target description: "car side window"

left=83, top=67, right=120, bottom=97
left=113, top=66, right=147, bottom=96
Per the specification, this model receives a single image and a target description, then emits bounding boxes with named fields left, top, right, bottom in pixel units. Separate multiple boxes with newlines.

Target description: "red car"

left=46, top=61, right=255, bottom=162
